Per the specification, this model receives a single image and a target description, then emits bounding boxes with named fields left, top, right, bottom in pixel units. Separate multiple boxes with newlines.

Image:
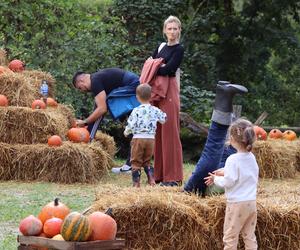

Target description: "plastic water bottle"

left=40, top=80, right=48, bottom=106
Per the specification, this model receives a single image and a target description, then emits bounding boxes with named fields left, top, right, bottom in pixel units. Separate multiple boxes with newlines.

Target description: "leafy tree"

left=112, top=0, right=300, bottom=125
left=0, top=0, right=133, bottom=117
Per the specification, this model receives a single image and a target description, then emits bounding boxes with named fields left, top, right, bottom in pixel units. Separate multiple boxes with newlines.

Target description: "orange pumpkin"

left=32, top=99, right=46, bottom=109
left=48, top=135, right=63, bottom=147
left=88, top=212, right=117, bottom=241
left=8, top=59, right=25, bottom=72
left=0, top=94, right=9, bottom=107
left=282, top=130, right=297, bottom=141
left=38, top=198, right=70, bottom=224
left=43, top=217, right=63, bottom=238
left=47, top=97, right=58, bottom=107
left=79, top=128, right=90, bottom=143
left=253, top=125, right=267, bottom=140
left=269, top=129, right=283, bottom=139
left=38, top=232, right=48, bottom=238
left=19, top=215, right=43, bottom=236
left=67, top=128, right=87, bottom=143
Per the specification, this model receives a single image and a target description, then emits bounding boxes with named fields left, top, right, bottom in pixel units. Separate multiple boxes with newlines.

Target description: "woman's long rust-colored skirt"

left=154, top=78, right=183, bottom=182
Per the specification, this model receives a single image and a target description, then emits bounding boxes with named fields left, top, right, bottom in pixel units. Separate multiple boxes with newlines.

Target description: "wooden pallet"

left=17, top=235, right=125, bottom=250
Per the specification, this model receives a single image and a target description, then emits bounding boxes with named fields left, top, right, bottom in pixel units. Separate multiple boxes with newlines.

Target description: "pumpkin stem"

left=82, top=206, right=92, bottom=215
left=54, top=198, right=59, bottom=206
left=105, top=207, right=113, bottom=216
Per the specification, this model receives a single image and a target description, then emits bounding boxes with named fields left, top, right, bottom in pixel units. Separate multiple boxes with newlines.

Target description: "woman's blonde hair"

left=163, top=15, right=182, bottom=42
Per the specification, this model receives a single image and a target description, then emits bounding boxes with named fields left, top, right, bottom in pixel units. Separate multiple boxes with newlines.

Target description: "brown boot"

left=132, top=169, right=141, bottom=188
left=144, top=166, right=155, bottom=186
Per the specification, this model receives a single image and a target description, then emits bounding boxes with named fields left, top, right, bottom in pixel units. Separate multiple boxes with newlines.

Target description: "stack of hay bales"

left=253, top=139, right=298, bottom=179
left=0, top=51, right=116, bottom=183
left=89, top=185, right=300, bottom=250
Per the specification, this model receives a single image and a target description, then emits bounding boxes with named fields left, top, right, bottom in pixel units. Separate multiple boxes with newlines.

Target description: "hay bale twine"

left=0, top=105, right=75, bottom=144
left=90, top=187, right=210, bottom=250
left=21, top=70, right=55, bottom=97
left=0, top=141, right=110, bottom=183
left=94, top=131, right=117, bottom=157
left=253, top=140, right=297, bottom=178
left=0, top=72, right=37, bottom=107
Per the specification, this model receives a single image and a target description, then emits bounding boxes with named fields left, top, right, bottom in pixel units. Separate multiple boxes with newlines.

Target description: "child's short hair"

left=136, top=83, right=152, bottom=101
left=229, top=118, right=256, bottom=151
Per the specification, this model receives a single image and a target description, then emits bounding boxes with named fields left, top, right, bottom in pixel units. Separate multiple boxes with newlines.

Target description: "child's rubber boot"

left=132, top=169, right=141, bottom=188
left=144, top=166, right=155, bottom=186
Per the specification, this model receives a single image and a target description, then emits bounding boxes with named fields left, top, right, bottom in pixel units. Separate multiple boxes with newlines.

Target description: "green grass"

left=0, top=160, right=195, bottom=249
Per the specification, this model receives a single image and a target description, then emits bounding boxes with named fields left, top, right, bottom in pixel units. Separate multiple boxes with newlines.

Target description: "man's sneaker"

left=111, top=164, right=132, bottom=174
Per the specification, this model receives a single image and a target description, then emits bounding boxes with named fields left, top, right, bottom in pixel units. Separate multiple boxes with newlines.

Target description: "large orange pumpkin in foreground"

left=282, top=130, right=297, bottom=141
left=269, top=129, right=283, bottom=139
left=61, top=212, right=91, bottom=241
left=19, top=215, right=43, bottom=236
left=48, top=135, right=63, bottom=147
left=253, top=125, right=267, bottom=140
left=32, top=99, right=46, bottom=109
left=0, top=94, right=9, bottom=107
left=43, top=217, right=63, bottom=238
left=88, top=211, right=117, bottom=241
left=38, top=198, right=70, bottom=224
left=8, top=59, right=25, bottom=72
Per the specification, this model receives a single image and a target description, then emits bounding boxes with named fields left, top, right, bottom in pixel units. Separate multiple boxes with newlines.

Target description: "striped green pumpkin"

left=60, top=212, right=91, bottom=241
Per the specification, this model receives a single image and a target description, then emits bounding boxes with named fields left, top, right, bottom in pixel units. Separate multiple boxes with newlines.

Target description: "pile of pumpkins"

left=47, top=127, right=90, bottom=147
left=254, top=126, right=297, bottom=141
left=19, top=198, right=117, bottom=242
left=0, top=58, right=90, bottom=146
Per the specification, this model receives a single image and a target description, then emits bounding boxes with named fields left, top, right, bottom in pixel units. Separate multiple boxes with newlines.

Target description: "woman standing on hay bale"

left=147, top=15, right=184, bottom=187
left=184, top=82, right=248, bottom=196
left=205, top=118, right=259, bottom=250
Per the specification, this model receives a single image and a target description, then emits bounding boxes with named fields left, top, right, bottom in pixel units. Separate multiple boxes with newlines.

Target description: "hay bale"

left=0, top=70, right=55, bottom=107
left=90, top=187, right=210, bottom=250
left=0, top=72, right=38, bottom=107
left=253, top=139, right=297, bottom=178
left=0, top=141, right=111, bottom=183
left=0, top=105, right=75, bottom=144
left=21, top=70, right=55, bottom=97
left=90, top=182, right=300, bottom=250
left=94, top=131, right=117, bottom=157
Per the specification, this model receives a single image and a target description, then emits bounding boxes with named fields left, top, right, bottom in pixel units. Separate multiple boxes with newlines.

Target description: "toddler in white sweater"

left=205, top=118, right=259, bottom=250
